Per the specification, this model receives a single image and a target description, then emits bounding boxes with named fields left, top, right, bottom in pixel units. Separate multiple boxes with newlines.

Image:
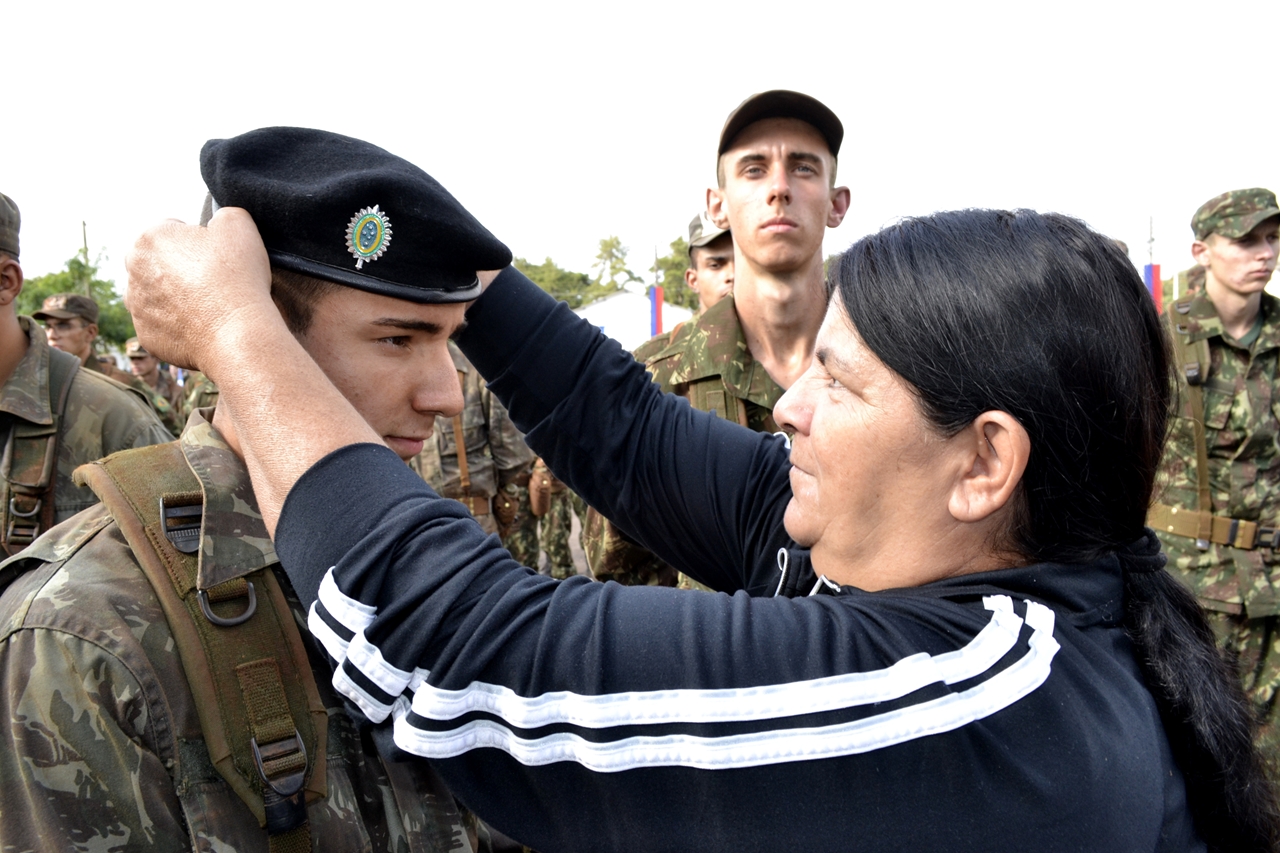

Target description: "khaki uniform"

left=1153, top=291, right=1280, bottom=759
left=0, top=410, right=474, bottom=852
left=0, top=316, right=170, bottom=535
left=583, top=295, right=784, bottom=588
left=531, top=461, right=585, bottom=579
left=413, top=342, right=538, bottom=567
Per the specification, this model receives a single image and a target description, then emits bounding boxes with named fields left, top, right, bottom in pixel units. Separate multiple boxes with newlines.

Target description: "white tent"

left=574, top=291, right=694, bottom=353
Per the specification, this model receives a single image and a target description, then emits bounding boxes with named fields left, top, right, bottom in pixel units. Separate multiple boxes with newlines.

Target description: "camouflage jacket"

left=1154, top=291, right=1280, bottom=616
left=584, top=295, right=785, bottom=586
left=86, top=353, right=183, bottom=437
left=0, top=410, right=473, bottom=852
left=413, top=341, right=535, bottom=507
left=1, top=316, right=171, bottom=524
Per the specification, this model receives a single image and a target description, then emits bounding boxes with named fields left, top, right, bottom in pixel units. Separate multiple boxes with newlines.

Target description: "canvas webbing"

left=0, top=347, right=78, bottom=556
left=1147, top=302, right=1269, bottom=550
left=74, top=443, right=327, bottom=846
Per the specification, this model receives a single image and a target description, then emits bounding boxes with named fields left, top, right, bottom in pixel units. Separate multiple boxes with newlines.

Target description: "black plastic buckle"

left=1260, top=527, right=1280, bottom=550
left=159, top=496, right=202, bottom=554
left=251, top=729, right=308, bottom=833
left=7, top=495, right=40, bottom=545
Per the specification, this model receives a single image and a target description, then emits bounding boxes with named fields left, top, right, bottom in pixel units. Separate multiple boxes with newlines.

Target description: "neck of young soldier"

left=733, top=253, right=826, bottom=390
left=1205, top=272, right=1265, bottom=341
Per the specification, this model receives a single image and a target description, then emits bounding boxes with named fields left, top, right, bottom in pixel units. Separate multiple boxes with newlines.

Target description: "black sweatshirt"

left=276, top=268, right=1202, bottom=852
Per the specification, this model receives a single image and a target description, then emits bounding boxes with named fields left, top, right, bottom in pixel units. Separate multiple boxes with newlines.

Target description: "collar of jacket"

left=0, top=316, right=57, bottom=426
left=770, top=542, right=1125, bottom=628
left=651, top=295, right=755, bottom=395
left=1181, top=290, right=1280, bottom=352
left=180, top=407, right=277, bottom=590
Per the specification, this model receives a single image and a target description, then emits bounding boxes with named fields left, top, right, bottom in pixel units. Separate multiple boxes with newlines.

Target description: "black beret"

left=200, top=127, right=511, bottom=303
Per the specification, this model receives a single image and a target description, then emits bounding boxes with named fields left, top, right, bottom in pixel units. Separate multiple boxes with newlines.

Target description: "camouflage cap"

left=0, top=192, right=18, bottom=258
left=1191, top=188, right=1280, bottom=241
left=688, top=211, right=729, bottom=252
left=32, top=293, right=99, bottom=324
left=124, top=337, right=149, bottom=357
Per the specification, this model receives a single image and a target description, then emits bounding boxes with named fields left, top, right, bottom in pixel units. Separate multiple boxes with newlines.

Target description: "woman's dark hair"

left=835, top=209, right=1278, bottom=852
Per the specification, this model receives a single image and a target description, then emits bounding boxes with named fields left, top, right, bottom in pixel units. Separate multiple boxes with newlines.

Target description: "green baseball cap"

left=33, top=293, right=100, bottom=324
left=1191, top=188, right=1280, bottom=241
left=0, top=192, right=19, bottom=258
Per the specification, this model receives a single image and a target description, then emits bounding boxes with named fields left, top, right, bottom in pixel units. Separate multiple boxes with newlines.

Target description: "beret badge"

left=346, top=205, right=393, bottom=269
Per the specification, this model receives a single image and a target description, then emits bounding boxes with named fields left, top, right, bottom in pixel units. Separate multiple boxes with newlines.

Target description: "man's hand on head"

left=125, top=207, right=278, bottom=378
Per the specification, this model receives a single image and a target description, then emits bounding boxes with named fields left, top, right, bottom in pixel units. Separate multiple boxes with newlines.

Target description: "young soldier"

left=1150, top=187, right=1280, bottom=765
left=684, top=210, right=734, bottom=314
left=0, top=194, right=170, bottom=555
left=0, top=129, right=514, bottom=852
left=127, top=335, right=185, bottom=413
left=584, top=90, right=849, bottom=587
left=35, top=292, right=183, bottom=435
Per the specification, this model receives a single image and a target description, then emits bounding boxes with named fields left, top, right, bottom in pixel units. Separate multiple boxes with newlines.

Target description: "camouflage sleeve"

left=88, top=376, right=173, bottom=454
left=484, top=386, right=536, bottom=479
left=0, top=625, right=190, bottom=852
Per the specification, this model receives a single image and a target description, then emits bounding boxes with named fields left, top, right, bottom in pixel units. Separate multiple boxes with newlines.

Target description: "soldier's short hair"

left=270, top=267, right=340, bottom=336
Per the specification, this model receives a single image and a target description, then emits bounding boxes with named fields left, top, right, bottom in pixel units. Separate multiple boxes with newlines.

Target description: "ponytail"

left=1122, top=535, right=1280, bottom=852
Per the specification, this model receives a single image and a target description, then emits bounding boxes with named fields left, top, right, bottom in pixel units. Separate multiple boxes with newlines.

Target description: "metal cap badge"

left=346, top=205, right=392, bottom=269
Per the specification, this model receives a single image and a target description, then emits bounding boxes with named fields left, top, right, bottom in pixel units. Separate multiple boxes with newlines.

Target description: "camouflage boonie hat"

left=125, top=337, right=149, bottom=358
left=1192, top=188, right=1280, bottom=240
left=33, top=293, right=100, bottom=324
left=688, top=211, right=729, bottom=254
left=0, top=192, right=18, bottom=258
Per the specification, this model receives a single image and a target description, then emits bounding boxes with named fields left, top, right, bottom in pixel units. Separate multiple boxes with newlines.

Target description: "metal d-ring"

left=198, top=582, right=257, bottom=626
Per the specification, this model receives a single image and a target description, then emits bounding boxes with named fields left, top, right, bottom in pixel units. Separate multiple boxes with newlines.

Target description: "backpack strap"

left=1147, top=301, right=1280, bottom=550
left=75, top=443, right=328, bottom=852
left=0, top=347, right=79, bottom=556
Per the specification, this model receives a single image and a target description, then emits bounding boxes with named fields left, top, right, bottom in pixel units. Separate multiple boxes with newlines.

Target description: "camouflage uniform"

left=413, top=341, right=538, bottom=567
left=87, top=352, right=183, bottom=437
left=583, top=295, right=784, bottom=588
left=535, top=462, right=585, bottom=580
left=1152, top=188, right=1280, bottom=765
left=183, top=371, right=220, bottom=423
left=0, top=409, right=473, bottom=852
left=1, top=316, right=170, bottom=528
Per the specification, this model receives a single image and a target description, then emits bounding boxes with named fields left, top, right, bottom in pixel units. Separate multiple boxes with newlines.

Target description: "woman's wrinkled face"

left=773, top=296, right=960, bottom=586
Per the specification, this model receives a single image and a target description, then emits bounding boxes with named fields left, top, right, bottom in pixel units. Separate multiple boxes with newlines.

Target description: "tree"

left=650, top=237, right=698, bottom=311
left=514, top=256, right=620, bottom=310
left=592, top=236, right=640, bottom=289
left=19, top=253, right=134, bottom=348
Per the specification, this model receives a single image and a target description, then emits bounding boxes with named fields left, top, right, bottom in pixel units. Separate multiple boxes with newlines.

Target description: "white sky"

left=4, top=1, right=1278, bottom=296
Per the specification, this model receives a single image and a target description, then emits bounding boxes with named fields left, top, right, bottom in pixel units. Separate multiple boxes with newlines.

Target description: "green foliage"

left=514, top=255, right=622, bottom=310
left=19, top=253, right=134, bottom=347
left=650, top=236, right=698, bottom=311
left=592, top=236, right=641, bottom=289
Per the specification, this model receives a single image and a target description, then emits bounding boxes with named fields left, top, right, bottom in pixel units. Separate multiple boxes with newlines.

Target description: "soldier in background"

left=584, top=90, right=849, bottom=588
left=0, top=193, right=169, bottom=554
left=414, top=342, right=538, bottom=567
left=530, top=459, right=585, bottom=579
left=126, top=336, right=184, bottom=414
left=182, top=370, right=219, bottom=423
left=1150, top=187, right=1280, bottom=766
left=684, top=210, right=735, bottom=314
left=34, top=292, right=182, bottom=435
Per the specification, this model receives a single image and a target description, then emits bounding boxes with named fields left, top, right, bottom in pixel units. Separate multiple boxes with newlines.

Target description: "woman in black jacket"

left=131, top=207, right=1280, bottom=852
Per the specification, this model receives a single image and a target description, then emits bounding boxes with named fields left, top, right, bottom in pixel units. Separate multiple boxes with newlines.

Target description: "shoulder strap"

left=451, top=369, right=471, bottom=494
left=0, top=348, right=79, bottom=556
left=1166, top=302, right=1213, bottom=543
left=75, top=443, right=328, bottom=850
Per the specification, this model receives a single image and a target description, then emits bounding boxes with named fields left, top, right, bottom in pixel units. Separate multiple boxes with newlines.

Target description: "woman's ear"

left=948, top=411, right=1030, bottom=523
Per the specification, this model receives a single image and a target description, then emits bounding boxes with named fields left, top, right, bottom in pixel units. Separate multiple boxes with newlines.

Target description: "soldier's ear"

left=707, top=189, right=730, bottom=231
left=0, top=256, right=23, bottom=307
left=1190, top=238, right=1212, bottom=267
